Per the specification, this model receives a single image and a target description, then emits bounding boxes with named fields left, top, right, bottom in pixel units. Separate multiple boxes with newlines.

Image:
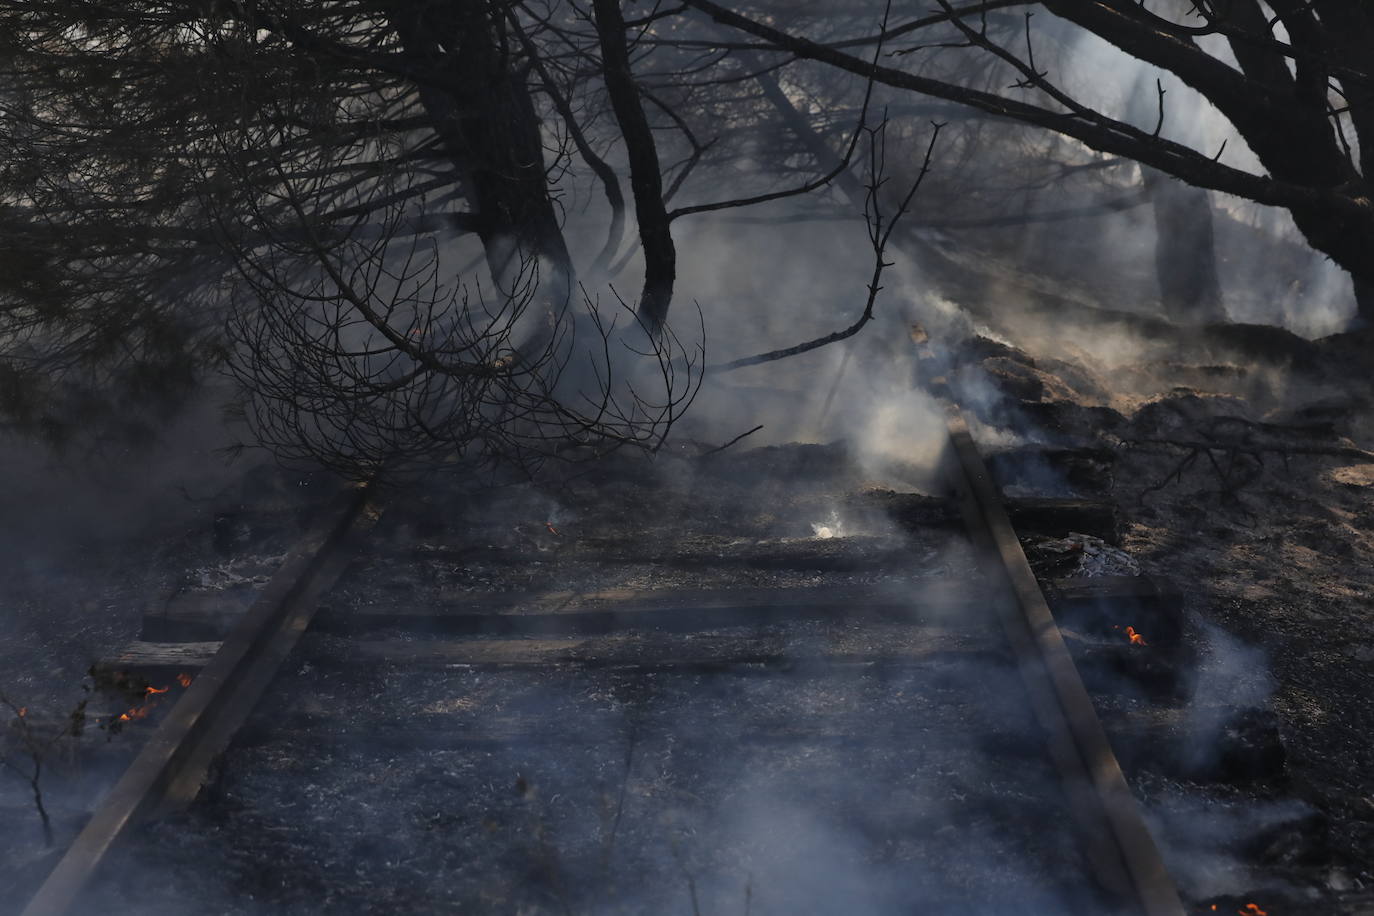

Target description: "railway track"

left=17, top=387, right=1195, bottom=914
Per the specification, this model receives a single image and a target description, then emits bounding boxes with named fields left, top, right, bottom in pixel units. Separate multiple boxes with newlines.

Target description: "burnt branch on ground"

left=1, top=690, right=90, bottom=847
left=1128, top=414, right=1374, bottom=506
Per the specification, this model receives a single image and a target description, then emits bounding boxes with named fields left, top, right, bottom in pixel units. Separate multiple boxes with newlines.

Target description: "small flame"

left=1125, top=626, right=1147, bottom=646
left=1237, top=905, right=1266, bottom=916
left=545, top=522, right=559, bottom=536
left=114, top=676, right=193, bottom=724
left=118, top=705, right=151, bottom=723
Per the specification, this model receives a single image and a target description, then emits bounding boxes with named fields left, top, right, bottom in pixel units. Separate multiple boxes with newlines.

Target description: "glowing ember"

left=1237, top=905, right=1266, bottom=916
left=113, top=675, right=194, bottom=725
left=1113, top=624, right=1149, bottom=646
left=545, top=522, right=559, bottom=536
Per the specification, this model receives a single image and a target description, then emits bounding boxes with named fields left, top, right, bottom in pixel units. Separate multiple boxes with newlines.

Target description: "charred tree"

left=1143, top=169, right=1225, bottom=324
left=387, top=1, right=573, bottom=313
left=590, top=0, right=677, bottom=334
left=0, top=1, right=708, bottom=475
left=681, top=0, right=1374, bottom=327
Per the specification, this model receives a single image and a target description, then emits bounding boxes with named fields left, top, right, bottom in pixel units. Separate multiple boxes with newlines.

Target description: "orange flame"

left=118, top=705, right=151, bottom=723
left=1125, top=626, right=1148, bottom=647
left=115, top=676, right=193, bottom=724
left=1237, top=905, right=1266, bottom=916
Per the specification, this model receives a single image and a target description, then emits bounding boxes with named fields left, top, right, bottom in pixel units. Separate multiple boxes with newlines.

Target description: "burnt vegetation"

left=4, top=3, right=1374, bottom=914
left=2, top=1, right=1370, bottom=470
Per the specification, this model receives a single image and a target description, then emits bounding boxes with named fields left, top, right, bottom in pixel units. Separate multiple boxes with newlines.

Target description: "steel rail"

left=20, top=388, right=1185, bottom=916
left=20, top=484, right=378, bottom=916
left=924, top=355, right=1186, bottom=915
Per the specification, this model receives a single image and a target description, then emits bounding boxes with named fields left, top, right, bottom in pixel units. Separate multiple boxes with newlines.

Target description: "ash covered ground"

left=0, top=427, right=335, bottom=904
left=72, top=446, right=1117, bottom=915
left=4, top=270, right=1374, bottom=914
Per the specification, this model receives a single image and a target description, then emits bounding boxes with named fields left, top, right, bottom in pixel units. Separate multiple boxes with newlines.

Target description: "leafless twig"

left=1, top=691, right=89, bottom=846
left=708, top=120, right=943, bottom=373
left=699, top=424, right=764, bottom=457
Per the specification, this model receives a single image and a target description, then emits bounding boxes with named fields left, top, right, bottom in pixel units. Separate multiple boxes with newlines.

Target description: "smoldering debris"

left=933, top=302, right=1374, bottom=911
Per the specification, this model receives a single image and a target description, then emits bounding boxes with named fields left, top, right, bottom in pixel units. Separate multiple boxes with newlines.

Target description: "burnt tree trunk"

left=1044, top=0, right=1368, bottom=328
left=687, top=0, right=1374, bottom=330
left=590, top=0, right=677, bottom=335
left=1288, top=203, right=1374, bottom=329
left=389, top=2, right=573, bottom=312
left=1045, top=0, right=1374, bottom=327
left=1143, top=169, right=1225, bottom=324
